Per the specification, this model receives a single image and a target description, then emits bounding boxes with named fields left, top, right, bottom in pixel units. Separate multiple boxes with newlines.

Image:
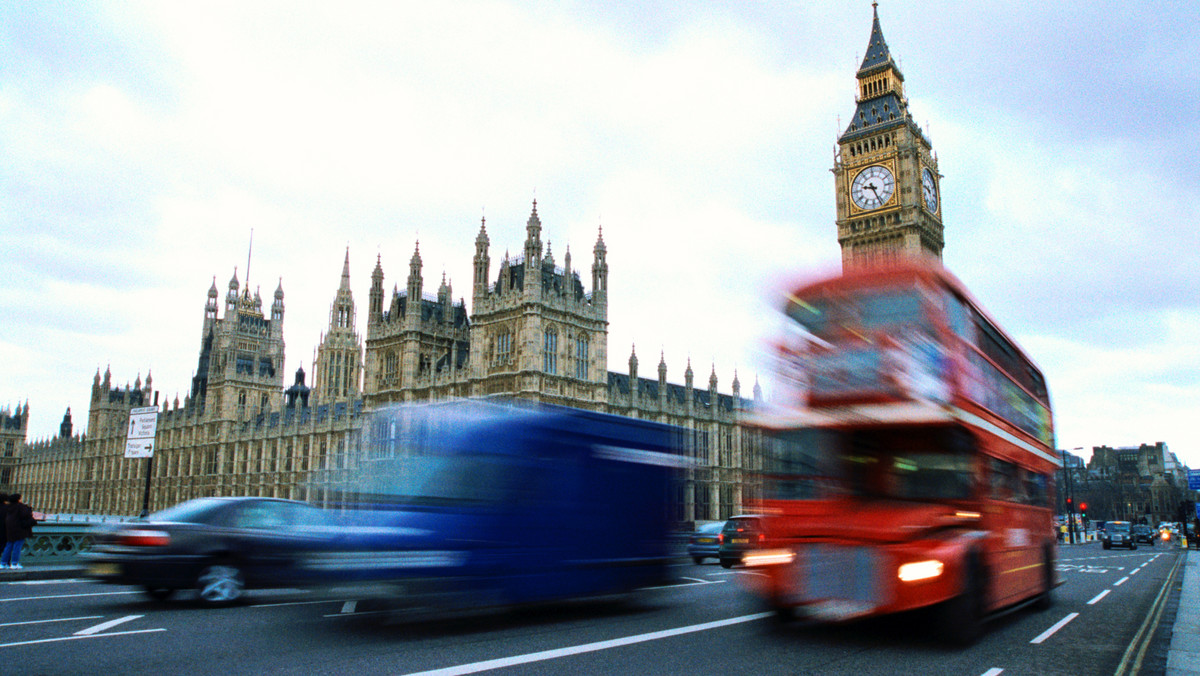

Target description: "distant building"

left=0, top=403, right=29, bottom=492
left=1084, top=443, right=1194, bottom=524
left=16, top=203, right=760, bottom=525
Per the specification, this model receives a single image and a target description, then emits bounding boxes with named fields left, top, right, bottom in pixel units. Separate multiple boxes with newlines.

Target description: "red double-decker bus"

left=740, top=259, right=1058, bottom=644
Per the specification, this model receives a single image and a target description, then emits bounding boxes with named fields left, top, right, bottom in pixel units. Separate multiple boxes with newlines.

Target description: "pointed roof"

left=339, top=248, right=351, bottom=291
left=857, top=3, right=897, bottom=77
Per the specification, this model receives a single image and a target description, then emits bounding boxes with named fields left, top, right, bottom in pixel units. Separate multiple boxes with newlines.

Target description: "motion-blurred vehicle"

left=84, top=497, right=333, bottom=604
left=738, top=260, right=1058, bottom=646
left=301, top=400, right=686, bottom=612
left=687, top=522, right=724, bottom=564
left=1132, top=525, right=1155, bottom=544
left=718, top=515, right=765, bottom=568
left=1102, top=521, right=1136, bottom=550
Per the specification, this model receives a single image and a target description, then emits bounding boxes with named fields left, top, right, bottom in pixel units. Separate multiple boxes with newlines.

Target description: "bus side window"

left=945, top=291, right=971, bottom=340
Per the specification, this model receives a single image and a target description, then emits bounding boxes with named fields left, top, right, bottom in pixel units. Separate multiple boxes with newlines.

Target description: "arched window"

left=496, top=331, right=512, bottom=365
left=575, top=336, right=589, bottom=380
left=544, top=329, right=558, bottom=374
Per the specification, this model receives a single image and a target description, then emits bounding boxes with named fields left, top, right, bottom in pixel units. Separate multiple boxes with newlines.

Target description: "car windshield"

left=148, top=498, right=227, bottom=524
left=696, top=522, right=723, bottom=535
left=1109, top=523, right=1131, bottom=533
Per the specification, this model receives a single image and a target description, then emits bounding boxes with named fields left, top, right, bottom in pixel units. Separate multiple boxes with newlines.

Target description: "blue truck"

left=302, top=400, right=687, bottom=610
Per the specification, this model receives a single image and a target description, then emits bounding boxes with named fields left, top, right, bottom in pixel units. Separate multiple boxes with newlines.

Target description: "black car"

left=84, top=497, right=333, bottom=604
left=1132, top=525, right=1155, bottom=544
left=718, top=515, right=765, bottom=568
left=1102, top=520, right=1137, bottom=550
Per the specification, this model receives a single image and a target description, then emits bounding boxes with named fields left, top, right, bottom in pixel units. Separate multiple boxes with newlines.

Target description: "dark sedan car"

left=687, top=522, right=724, bottom=564
left=718, top=515, right=765, bottom=568
left=85, top=497, right=333, bottom=605
left=1133, top=525, right=1155, bottom=545
left=1102, top=520, right=1137, bottom=550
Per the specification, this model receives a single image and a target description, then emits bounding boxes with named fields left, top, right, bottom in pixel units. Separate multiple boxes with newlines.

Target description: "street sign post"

left=124, top=406, right=159, bottom=458
left=1188, top=469, right=1200, bottom=491
left=125, top=404, right=160, bottom=517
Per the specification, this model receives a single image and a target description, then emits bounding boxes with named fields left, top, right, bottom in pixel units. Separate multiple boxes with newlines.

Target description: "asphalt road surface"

left=0, top=542, right=1183, bottom=676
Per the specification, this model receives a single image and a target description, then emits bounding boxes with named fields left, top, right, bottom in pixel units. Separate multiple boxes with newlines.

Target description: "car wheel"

left=197, top=563, right=245, bottom=605
left=692, top=557, right=705, bottom=565
left=720, top=559, right=733, bottom=569
left=1103, top=543, right=1110, bottom=550
left=144, top=586, right=175, bottom=602
left=1132, top=543, right=1138, bottom=550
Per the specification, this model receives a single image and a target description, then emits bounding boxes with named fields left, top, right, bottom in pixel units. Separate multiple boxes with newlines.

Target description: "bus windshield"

left=786, top=288, right=925, bottom=340
left=764, top=427, right=975, bottom=502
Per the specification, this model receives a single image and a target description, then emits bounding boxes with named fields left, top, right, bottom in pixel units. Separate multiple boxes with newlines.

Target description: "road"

left=0, top=542, right=1183, bottom=676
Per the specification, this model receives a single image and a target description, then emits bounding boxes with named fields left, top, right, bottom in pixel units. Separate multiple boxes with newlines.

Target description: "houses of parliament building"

left=3, top=5, right=940, bottom=525
left=7, top=203, right=761, bottom=524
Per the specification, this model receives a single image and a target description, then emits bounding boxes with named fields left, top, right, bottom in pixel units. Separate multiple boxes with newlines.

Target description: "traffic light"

left=1066, top=497, right=1073, bottom=512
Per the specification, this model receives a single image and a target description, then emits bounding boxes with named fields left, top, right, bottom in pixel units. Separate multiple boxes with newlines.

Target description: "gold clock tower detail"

left=834, top=4, right=943, bottom=268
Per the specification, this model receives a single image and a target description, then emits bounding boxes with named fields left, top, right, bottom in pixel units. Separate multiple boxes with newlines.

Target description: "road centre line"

left=1130, top=568, right=1140, bottom=576
left=1087, top=590, right=1110, bottom=605
left=400, top=612, right=774, bottom=676
left=0, top=628, right=166, bottom=649
left=1030, top=612, right=1079, bottom=644
left=1114, top=576, right=1130, bottom=586
left=75, top=615, right=142, bottom=636
left=0, top=590, right=141, bottom=603
left=640, top=579, right=726, bottom=591
left=251, top=600, right=336, bottom=608
left=980, top=669, right=1004, bottom=676
left=0, top=616, right=102, bottom=628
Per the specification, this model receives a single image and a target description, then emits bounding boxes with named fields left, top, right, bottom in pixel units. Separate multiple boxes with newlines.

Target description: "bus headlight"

left=898, top=559, right=944, bottom=582
left=743, top=549, right=796, bottom=567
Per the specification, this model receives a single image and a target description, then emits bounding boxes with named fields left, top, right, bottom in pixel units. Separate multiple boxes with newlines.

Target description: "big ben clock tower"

left=834, top=3, right=943, bottom=268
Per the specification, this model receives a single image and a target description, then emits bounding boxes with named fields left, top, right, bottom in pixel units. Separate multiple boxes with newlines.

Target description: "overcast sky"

left=2, top=1, right=1197, bottom=466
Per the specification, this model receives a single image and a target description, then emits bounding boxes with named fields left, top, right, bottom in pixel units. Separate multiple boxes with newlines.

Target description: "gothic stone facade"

left=16, top=202, right=759, bottom=525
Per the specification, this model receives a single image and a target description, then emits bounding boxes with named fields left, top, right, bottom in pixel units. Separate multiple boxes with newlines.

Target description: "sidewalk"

left=0, top=560, right=87, bottom=581
left=1169, top=548, right=1200, bottom=675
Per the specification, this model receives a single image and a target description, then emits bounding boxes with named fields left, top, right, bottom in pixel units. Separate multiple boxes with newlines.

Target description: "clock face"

left=850, top=165, right=895, bottom=210
left=922, top=167, right=939, bottom=213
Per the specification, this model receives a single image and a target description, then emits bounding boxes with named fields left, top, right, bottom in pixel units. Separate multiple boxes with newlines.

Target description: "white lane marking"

left=250, top=600, right=337, bottom=608
left=981, top=669, right=1004, bottom=676
left=0, top=628, right=166, bottom=648
left=1030, top=612, right=1079, bottom=644
left=4, top=578, right=90, bottom=585
left=324, top=610, right=390, bottom=618
left=400, top=612, right=774, bottom=676
left=0, top=590, right=141, bottom=603
left=341, top=600, right=357, bottom=614
left=1130, top=568, right=1140, bottom=576
left=0, top=616, right=102, bottom=628
left=1114, top=576, right=1130, bottom=586
left=643, top=578, right=724, bottom=590
left=75, top=615, right=142, bottom=636
left=1087, top=590, right=1111, bottom=605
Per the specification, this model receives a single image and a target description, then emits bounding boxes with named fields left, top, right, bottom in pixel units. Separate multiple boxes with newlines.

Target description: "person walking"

left=1, top=492, right=37, bottom=570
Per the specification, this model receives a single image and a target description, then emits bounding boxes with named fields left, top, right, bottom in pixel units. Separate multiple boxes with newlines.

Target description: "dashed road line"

left=1114, top=576, right=1130, bottom=586
left=0, top=616, right=102, bottom=628
left=1030, top=612, right=1079, bottom=644
left=399, top=612, right=774, bottom=675
left=75, top=615, right=142, bottom=636
left=1087, top=590, right=1110, bottom=605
